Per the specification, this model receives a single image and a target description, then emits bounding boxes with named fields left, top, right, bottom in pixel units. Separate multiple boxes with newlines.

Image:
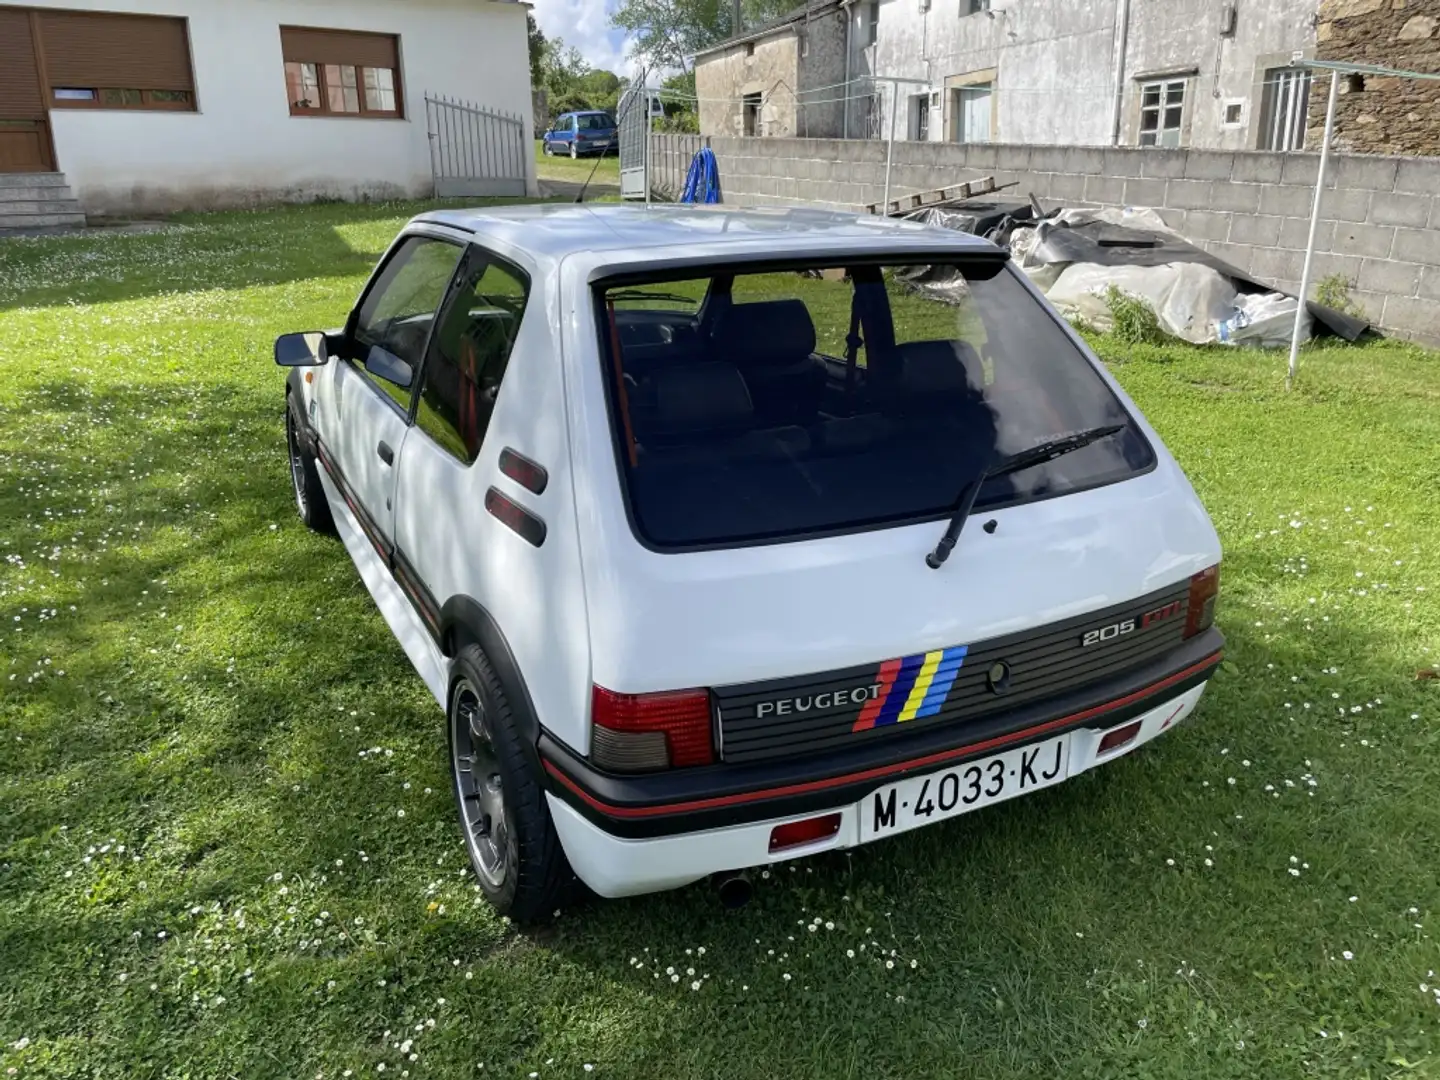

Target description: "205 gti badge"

left=1081, top=599, right=1182, bottom=647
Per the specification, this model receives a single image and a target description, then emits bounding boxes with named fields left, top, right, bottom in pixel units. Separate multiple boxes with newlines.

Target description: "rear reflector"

left=591, top=685, right=714, bottom=771
left=1098, top=719, right=1143, bottom=755
left=498, top=448, right=548, bottom=495
left=1184, top=564, right=1220, bottom=639
left=485, top=487, right=546, bottom=547
left=769, top=813, right=842, bottom=853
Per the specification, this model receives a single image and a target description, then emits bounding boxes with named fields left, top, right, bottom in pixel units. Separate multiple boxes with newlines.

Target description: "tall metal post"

left=882, top=80, right=899, bottom=215
left=1287, top=69, right=1339, bottom=391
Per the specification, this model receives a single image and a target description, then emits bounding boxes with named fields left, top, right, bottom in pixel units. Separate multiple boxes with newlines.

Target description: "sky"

left=530, top=0, right=637, bottom=78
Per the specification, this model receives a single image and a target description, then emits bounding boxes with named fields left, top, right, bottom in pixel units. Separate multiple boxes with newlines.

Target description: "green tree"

left=527, top=12, right=547, bottom=88
left=611, top=0, right=793, bottom=72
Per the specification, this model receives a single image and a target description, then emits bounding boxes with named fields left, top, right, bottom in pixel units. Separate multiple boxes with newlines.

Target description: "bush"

left=1103, top=284, right=1169, bottom=346
left=1314, top=272, right=1361, bottom=317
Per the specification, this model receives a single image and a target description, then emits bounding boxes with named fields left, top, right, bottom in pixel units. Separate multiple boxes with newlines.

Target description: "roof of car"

left=413, top=204, right=1001, bottom=265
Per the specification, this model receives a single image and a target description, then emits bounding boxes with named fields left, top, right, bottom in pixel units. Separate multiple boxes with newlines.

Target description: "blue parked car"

left=542, top=111, right=618, bottom=158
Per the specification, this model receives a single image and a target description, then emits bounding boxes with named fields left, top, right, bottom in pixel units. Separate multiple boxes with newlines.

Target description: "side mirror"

left=365, top=345, right=413, bottom=388
left=275, top=331, right=329, bottom=367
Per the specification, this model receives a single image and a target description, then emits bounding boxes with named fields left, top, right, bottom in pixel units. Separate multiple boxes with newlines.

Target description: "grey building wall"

left=694, top=8, right=849, bottom=139
left=849, top=0, right=1316, bottom=150
left=797, top=8, right=850, bottom=138
left=696, top=32, right=803, bottom=137
left=649, top=132, right=1440, bottom=344
left=1123, top=0, right=1318, bottom=150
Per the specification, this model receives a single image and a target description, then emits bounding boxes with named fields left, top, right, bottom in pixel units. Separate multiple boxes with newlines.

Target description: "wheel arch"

left=440, top=596, right=544, bottom=763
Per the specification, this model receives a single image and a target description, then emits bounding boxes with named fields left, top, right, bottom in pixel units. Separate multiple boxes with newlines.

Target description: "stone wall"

left=649, top=133, right=1440, bottom=344
left=1314, top=0, right=1440, bottom=156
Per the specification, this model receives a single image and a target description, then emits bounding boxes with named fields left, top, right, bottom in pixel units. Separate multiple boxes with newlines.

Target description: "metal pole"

left=1286, top=69, right=1339, bottom=391
left=644, top=88, right=652, bottom=206
left=882, top=80, right=898, bottom=215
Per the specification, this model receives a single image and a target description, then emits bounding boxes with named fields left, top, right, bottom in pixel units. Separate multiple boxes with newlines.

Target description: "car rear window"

left=577, top=113, right=613, bottom=130
left=595, top=259, right=1155, bottom=549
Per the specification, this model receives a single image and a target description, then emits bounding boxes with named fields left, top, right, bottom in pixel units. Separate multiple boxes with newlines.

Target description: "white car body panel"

left=287, top=204, right=1223, bottom=899
left=551, top=681, right=1208, bottom=897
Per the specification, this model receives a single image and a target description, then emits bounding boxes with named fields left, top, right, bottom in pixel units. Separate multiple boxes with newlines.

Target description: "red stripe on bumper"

left=544, top=652, right=1222, bottom=820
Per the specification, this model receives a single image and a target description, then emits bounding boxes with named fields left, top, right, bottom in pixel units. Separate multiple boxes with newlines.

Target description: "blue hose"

left=679, top=146, right=721, bottom=204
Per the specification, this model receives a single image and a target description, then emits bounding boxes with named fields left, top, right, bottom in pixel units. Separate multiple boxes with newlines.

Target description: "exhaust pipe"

left=711, top=870, right=753, bottom=910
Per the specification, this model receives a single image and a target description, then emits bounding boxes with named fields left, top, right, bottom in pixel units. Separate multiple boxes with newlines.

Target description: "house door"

left=0, top=8, right=56, bottom=173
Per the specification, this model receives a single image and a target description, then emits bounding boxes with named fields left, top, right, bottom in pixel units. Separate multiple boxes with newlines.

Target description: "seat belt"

left=843, top=282, right=863, bottom=399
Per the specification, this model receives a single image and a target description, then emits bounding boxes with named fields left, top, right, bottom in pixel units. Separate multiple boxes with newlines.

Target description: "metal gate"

left=616, top=84, right=650, bottom=201
left=425, top=94, right=527, bottom=198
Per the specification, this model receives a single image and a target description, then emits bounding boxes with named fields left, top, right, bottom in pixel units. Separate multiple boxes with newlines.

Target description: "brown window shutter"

left=0, top=10, right=45, bottom=118
left=280, top=27, right=398, bottom=70
left=40, top=11, right=194, bottom=92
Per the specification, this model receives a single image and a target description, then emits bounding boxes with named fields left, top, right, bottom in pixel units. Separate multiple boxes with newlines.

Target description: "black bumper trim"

left=540, top=628, right=1223, bottom=839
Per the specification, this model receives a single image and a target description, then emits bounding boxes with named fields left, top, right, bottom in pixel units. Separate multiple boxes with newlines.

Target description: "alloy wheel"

left=286, top=413, right=307, bottom=516
left=451, top=679, right=508, bottom=889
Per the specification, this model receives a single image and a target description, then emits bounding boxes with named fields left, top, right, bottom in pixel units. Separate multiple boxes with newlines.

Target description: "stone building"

left=693, top=1, right=849, bottom=138
left=1311, top=0, right=1440, bottom=155
left=855, top=0, right=1320, bottom=149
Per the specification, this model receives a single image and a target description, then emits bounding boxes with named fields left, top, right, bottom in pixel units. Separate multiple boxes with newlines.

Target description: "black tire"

left=285, top=403, right=335, bottom=536
left=448, top=644, right=578, bottom=922
left=569, top=142, right=578, bottom=160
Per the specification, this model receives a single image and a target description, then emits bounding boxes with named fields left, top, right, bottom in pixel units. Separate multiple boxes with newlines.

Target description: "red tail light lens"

left=769, top=813, right=842, bottom=853
left=591, top=685, right=715, bottom=771
left=1184, top=564, right=1220, bottom=639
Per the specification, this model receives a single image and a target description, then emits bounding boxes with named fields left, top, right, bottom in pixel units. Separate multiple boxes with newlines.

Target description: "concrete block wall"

left=650, top=134, right=1440, bottom=345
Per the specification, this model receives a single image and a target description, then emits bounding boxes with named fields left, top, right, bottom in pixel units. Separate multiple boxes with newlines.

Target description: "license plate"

left=860, top=735, right=1070, bottom=841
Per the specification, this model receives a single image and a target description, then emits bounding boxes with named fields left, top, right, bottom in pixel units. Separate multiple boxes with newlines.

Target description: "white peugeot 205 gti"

left=275, top=204, right=1223, bottom=921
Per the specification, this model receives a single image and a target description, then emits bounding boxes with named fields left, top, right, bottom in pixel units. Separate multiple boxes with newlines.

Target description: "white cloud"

left=530, top=0, right=637, bottom=77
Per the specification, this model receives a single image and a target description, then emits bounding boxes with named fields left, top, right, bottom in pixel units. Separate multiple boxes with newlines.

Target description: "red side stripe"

left=544, top=652, right=1221, bottom=820
left=853, top=657, right=901, bottom=732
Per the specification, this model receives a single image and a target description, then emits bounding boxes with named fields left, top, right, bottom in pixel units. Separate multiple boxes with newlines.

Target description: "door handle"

left=377, top=440, right=395, bottom=465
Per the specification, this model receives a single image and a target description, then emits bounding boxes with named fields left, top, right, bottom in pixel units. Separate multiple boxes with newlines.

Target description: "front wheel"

left=542, top=141, right=552, bottom=156
left=286, top=405, right=334, bottom=535
left=569, top=142, right=578, bottom=160
left=448, top=644, right=577, bottom=922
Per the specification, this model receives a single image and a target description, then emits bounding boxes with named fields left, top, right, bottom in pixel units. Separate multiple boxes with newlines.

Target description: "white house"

left=0, top=0, right=536, bottom=219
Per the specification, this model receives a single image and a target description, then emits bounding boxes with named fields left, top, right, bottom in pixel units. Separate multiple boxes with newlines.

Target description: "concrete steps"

left=0, top=173, right=86, bottom=232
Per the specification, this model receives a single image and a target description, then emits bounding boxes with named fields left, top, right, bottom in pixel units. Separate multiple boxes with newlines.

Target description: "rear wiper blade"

left=925, top=424, right=1126, bottom=570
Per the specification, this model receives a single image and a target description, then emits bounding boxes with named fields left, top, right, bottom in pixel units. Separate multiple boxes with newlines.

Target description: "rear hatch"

left=574, top=253, right=1221, bottom=762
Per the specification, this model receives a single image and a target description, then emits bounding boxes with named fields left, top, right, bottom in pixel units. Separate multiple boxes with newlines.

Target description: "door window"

left=415, top=252, right=531, bottom=464
left=351, top=235, right=464, bottom=411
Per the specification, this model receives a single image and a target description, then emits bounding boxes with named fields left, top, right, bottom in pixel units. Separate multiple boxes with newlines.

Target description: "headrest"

left=654, top=362, right=754, bottom=436
left=889, top=340, right=981, bottom=399
left=711, top=300, right=817, bottom=365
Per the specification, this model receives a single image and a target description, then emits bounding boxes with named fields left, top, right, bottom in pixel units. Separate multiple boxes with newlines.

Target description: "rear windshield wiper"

left=926, top=424, right=1127, bottom=570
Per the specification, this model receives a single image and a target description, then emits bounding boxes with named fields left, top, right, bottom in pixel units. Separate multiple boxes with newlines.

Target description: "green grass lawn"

left=535, top=139, right=620, bottom=186
left=3, top=200, right=1440, bottom=1080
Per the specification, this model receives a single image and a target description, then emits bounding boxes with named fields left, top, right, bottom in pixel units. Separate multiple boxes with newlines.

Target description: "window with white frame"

left=1258, top=67, right=1311, bottom=151
left=1138, top=79, right=1185, bottom=147
left=865, top=0, right=880, bottom=45
left=965, top=0, right=991, bottom=13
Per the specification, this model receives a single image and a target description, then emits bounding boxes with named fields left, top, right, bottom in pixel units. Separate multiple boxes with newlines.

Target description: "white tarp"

left=1047, top=262, right=1239, bottom=345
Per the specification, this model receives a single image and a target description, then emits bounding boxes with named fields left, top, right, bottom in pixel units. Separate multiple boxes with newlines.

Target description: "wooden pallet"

left=866, top=176, right=999, bottom=216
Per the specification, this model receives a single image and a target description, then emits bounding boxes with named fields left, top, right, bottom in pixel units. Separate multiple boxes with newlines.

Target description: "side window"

left=415, top=252, right=531, bottom=465
left=351, top=236, right=463, bottom=410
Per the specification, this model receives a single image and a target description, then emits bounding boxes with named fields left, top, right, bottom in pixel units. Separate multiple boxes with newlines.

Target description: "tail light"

left=769, top=813, right=842, bottom=853
left=590, top=685, right=714, bottom=772
left=1184, top=564, right=1220, bottom=639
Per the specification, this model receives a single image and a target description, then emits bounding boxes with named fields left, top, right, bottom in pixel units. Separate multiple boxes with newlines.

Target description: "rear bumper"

left=540, top=627, right=1222, bottom=840
left=550, top=679, right=1211, bottom=897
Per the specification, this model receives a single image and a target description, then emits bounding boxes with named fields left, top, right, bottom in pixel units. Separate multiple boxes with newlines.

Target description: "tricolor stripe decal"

left=853, top=645, right=969, bottom=731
